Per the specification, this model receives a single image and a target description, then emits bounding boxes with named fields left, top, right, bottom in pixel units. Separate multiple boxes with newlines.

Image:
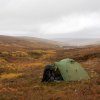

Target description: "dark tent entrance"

left=42, top=59, right=90, bottom=82
left=42, top=65, right=63, bottom=82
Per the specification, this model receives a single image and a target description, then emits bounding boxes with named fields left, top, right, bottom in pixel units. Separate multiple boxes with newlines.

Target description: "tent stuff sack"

left=42, top=58, right=90, bottom=82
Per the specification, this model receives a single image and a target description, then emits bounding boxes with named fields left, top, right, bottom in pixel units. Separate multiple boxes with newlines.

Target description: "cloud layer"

left=0, top=0, right=100, bottom=38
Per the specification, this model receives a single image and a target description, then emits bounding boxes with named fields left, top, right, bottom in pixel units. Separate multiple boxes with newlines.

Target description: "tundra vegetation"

left=0, top=47, right=100, bottom=100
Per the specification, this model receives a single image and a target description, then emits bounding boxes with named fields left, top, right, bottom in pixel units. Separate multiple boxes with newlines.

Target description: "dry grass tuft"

left=0, top=73, right=23, bottom=79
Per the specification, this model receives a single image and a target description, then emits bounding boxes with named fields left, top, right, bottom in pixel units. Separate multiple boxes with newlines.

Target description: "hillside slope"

left=0, top=35, right=59, bottom=51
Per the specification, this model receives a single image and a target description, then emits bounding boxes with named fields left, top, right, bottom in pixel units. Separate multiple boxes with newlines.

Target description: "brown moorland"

left=0, top=37, right=100, bottom=100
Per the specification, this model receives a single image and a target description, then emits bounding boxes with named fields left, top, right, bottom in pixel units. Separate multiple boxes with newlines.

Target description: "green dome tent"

left=42, top=58, right=90, bottom=82
left=54, top=58, right=90, bottom=81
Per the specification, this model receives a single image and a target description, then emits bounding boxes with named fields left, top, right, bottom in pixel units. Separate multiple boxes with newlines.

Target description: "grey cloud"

left=0, top=0, right=100, bottom=38
left=45, top=28, right=100, bottom=39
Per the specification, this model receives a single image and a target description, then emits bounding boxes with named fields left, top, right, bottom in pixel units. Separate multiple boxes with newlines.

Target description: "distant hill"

left=18, top=36, right=59, bottom=47
left=0, top=35, right=100, bottom=51
left=0, top=35, right=59, bottom=51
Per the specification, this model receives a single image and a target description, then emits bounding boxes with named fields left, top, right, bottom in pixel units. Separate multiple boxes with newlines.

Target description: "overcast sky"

left=0, top=0, right=100, bottom=38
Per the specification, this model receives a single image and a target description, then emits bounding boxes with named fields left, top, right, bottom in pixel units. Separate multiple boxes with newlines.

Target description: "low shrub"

left=28, top=50, right=46, bottom=58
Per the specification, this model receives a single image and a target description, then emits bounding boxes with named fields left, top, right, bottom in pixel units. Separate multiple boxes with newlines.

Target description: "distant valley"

left=53, top=38, right=100, bottom=47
